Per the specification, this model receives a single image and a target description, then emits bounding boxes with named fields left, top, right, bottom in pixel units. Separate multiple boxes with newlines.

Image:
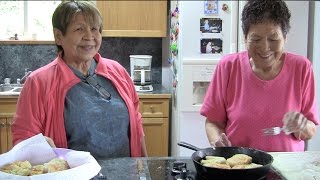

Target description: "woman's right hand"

left=211, top=133, right=232, bottom=147
left=44, top=136, right=56, bottom=148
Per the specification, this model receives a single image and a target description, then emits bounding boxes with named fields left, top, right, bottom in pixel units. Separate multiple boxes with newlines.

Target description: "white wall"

left=307, top=1, right=320, bottom=151
left=238, top=1, right=309, bottom=54
left=284, top=1, right=309, bottom=56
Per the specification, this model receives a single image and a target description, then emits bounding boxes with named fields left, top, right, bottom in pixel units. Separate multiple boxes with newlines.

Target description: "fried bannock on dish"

left=44, top=158, right=70, bottom=173
left=201, top=154, right=262, bottom=169
left=0, top=158, right=69, bottom=176
left=0, top=161, right=32, bottom=176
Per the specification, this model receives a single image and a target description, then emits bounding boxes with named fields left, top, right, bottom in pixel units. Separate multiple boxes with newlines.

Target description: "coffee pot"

left=130, top=55, right=153, bottom=92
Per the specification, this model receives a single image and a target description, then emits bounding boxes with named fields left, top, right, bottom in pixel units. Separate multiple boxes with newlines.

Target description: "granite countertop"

left=93, top=157, right=282, bottom=180
left=93, top=157, right=184, bottom=180
left=137, top=84, right=171, bottom=99
left=270, top=151, right=320, bottom=180
left=92, top=151, right=320, bottom=180
left=0, top=84, right=172, bottom=99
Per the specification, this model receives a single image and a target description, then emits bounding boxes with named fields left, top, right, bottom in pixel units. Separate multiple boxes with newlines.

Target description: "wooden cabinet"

left=139, top=94, right=171, bottom=156
left=96, top=1, right=167, bottom=37
left=0, top=96, right=17, bottom=154
left=0, top=94, right=171, bottom=157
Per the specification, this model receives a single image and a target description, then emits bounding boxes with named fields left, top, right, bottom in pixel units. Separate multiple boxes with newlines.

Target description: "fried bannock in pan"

left=201, top=154, right=262, bottom=170
left=226, top=154, right=252, bottom=167
left=200, top=156, right=227, bottom=164
left=203, top=162, right=231, bottom=169
left=232, top=163, right=263, bottom=169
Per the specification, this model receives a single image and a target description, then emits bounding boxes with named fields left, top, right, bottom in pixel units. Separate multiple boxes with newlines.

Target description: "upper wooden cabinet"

left=96, top=1, right=167, bottom=37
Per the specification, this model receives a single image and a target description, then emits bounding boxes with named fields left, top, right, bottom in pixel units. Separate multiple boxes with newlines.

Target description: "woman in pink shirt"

left=200, top=0, right=319, bottom=152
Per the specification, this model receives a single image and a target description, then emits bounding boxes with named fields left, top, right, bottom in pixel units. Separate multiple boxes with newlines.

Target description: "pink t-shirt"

left=200, top=51, right=319, bottom=152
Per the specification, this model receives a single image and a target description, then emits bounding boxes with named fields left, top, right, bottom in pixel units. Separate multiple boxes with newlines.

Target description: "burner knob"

left=172, top=161, right=187, bottom=175
left=180, top=168, right=187, bottom=179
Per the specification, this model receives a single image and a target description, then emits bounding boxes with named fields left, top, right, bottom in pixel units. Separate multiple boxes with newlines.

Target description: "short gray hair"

left=52, top=1, right=103, bottom=52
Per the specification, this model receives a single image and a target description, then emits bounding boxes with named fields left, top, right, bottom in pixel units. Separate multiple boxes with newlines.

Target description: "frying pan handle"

left=177, top=141, right=201, bottom=151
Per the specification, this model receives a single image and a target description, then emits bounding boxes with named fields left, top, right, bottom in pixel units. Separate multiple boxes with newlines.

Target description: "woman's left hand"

left=282, top=111, right=308, bottom=135
left=44, top=136, right=56, bottom=148
left=211, top=133, right=232, bottom=147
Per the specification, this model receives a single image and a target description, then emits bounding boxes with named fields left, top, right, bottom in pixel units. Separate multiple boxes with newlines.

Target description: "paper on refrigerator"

left=0, top=133, right=101, bottom=180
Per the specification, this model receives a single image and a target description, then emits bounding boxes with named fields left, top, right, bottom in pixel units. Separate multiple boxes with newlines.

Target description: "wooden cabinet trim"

left=138, top=94, right=171, bottom=99
left=101, top=30, right=166, bottom=37
left=142, top=117, right=167, bottom=125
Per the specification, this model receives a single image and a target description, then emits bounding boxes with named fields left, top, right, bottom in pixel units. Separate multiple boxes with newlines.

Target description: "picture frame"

left=200, top=38, right=223, bottom=54
left=200, top=18, right=222, bottom=33
left=204, top=0, right=218, bottom=15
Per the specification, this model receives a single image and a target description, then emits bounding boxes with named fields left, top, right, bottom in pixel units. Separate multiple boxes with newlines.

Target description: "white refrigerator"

left=168, top=0, right=312, bottom=157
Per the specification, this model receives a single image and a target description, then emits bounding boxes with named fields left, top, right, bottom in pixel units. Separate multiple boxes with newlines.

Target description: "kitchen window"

left=0, top=1, right=61, bottom=41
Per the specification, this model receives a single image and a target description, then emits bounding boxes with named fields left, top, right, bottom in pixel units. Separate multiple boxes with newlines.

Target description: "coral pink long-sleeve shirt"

left=200, top=51, right=319, bottom=152
left=12, top=53, right=144, bottom=157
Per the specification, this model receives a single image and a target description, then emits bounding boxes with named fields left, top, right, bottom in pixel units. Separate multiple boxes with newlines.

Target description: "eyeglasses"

left=85, top=75, right=111, bottom=101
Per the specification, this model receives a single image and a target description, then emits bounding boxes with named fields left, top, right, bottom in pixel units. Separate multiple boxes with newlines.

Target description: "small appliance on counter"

left=130, top=55, right=153, bottom=92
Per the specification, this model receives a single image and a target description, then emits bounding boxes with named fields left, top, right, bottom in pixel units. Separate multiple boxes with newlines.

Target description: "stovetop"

left=146, top=159, right=286, bottom=180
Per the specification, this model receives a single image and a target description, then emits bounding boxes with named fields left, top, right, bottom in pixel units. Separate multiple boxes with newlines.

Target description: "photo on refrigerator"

left=200, top=38, right=223, bottom=54
left=200, top=17, right=222, bottom=33
left=204, top=0, right=218, bottom=15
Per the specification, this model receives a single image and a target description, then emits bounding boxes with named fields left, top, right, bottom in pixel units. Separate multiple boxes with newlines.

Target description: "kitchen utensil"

left=178, top=141, right=273, bottom=180
left=137, top=159, right=147, bottom=180
left=262, top=126, right=284, bottom=136
left=97, top=172, right=107, bottom=179
left=210, top=144, right=216, bottom=150
left=4, top=78, right=10, bottom=85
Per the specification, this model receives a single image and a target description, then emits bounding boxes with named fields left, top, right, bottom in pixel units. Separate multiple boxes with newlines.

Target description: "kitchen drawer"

left=139, top=99, right=169, bottom=118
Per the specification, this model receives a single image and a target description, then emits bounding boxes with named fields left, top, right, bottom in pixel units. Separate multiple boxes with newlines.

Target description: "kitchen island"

left=92, top=151, right=320, bottom=180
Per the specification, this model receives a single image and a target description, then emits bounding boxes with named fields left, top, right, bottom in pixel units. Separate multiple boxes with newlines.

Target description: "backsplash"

left=0, top=37, right=162, bottom=84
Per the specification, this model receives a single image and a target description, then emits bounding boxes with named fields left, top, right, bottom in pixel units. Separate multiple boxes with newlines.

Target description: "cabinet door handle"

left=0, top=122, right=7, bottom=128
left=150, top=106, right=155, bottom=113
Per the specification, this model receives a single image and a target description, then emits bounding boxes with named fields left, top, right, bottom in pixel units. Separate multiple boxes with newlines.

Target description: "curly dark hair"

left=241, top=0, right=291, bottom=38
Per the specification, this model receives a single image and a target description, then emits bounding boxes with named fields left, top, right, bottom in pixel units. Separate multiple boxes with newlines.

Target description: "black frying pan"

left=178, top=142, right=274, bottom=180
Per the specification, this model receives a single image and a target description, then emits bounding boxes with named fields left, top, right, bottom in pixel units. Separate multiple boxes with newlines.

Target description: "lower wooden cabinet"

left=139, top=94, right=171, bottom=157
left=0, top=94, right=171, bottom=156
left=0, top=96, right=17, bottom=154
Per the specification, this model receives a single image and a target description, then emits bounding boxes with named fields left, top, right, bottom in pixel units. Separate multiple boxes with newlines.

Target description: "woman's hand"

left=205, top=119, right=231, bottom=147
left=211, top=133, right=232, bottom=147
left=282, top=112, right=308, bottom=134
left=282, top=111, right=316, bottom=140
left=44, top=136, right=56, bottom=148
